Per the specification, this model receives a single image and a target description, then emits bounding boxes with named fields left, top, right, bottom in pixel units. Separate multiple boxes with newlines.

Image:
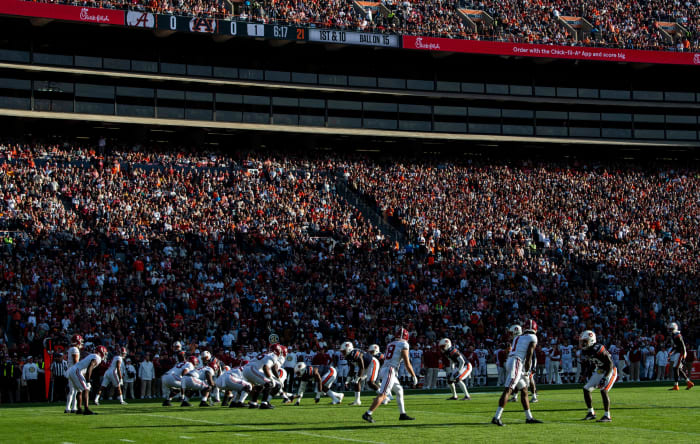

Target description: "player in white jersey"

left=219, top=366, right=253, bottom=408
left=182, top=357, right=216, bottom=407
left=162, top=352, right=192, bottom=406
left=560, top=339, right=574, bottom=383
left=243, top=344, right=286, bottom=409
left=362, top=327, right=418, bottom=423
left=336, top=348, right=349, bottom=387
left=67, top=345, right=107, bottom=415
left=475, top=344, right=489, bottom=386
left=95, top=347, right=128, bottom=405
left=492, top=321, right=543, bottom=426
left=65, top=334, right=83, bottom=413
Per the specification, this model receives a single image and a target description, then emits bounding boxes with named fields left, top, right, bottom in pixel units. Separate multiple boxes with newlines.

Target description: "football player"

left=183, top=356, right=217, bottom=407
left=579, top=330, right=616, bottom=422
left=668, top=322, right=694, bottom=390
left=242, top=346, right=284, bottom=409
left=293, top=362, right=344, bottom=405
left=438, top=338, right=472, bottom=401
left=95, top=347, right=128, bottom=405
left=362, top=327, right=417, bottom=423
left=492, top=320, right=542, bottom=426
left=218, top=365, right=252, bottom=408
left=65, top=334, right=83, bottom=413
left=560, top=339, right=574, bottom=383
left=161, top=351, right=190, bottom=406
left=67, top=345, right=107, bottom=415
left=341, top=341, right=380, bottom=406
left=475, top=343, right=489, bottom=386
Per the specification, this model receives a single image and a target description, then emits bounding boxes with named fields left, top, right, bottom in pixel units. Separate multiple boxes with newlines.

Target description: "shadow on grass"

left=96, top=422, right=491, bottom=431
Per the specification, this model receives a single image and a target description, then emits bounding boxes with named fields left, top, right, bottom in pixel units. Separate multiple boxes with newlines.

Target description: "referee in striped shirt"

left=50, top=353, right=68, bottom=402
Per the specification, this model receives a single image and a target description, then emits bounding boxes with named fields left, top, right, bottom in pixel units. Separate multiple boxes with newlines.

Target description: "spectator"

left=139, top=354, right=155, bottom=399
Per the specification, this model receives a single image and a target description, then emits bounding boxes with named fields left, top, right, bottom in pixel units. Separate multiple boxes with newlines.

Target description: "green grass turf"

left=1, top=386, right=698, bottom=443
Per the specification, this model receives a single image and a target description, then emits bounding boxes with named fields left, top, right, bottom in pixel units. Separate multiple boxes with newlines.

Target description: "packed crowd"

left=21, top=0, right=700, bottom=51
left=0, top=141, right=698, bottom=403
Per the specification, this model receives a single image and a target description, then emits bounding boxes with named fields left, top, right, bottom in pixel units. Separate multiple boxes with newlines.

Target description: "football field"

left=1, top=386, right=698, bottom=443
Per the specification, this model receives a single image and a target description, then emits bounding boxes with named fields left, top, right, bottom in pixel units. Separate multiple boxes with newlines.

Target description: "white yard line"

left=412, top=409, right=700, bottom=437
left=135, top=413, right=384, bottom=444
left=119, top=440, right=136, bottom=443
left=178, top=436, right=193, bottom=440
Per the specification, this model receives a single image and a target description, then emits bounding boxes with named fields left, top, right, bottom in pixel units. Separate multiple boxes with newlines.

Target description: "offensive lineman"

left=341, top=341, right=380, bottom=406
left=668, top=322, right=694, bottom=390
left=438, top=338, right=472, bottom=400
left=65, top=334, right=83, bottom=413
left=95, top=346, right=128, bottom=405
left=579, top=330, right=616, bottom=422
left=162, top=351, right=191, bottom=406
left=492, top=321, right=542, bottom=426
left=362, top=327, right=418, bottom=423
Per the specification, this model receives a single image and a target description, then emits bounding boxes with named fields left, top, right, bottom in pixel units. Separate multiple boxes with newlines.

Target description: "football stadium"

left=0, top=1, right=698, bottom=443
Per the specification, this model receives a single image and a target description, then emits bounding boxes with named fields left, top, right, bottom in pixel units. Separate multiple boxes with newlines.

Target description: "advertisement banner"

left=310, top=29, right=399, bottom=48
left=0, top=0, right=124, bottom=25
left=403, top=35, right=700, bottom=66
left=126, top=11, right=155, bottom=28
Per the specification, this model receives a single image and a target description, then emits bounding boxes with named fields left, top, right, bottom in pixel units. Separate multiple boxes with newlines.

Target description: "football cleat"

left=446, top=396, right=459, bottom=400
left=162, top=400, right=172, bottom=407
left=332, top=393, right=344, bottom=405
left=199, top=401, right=210, bottom=407
left=314, top=396, right=320, bottom=404
left=180, top=401, right=192, bottom=407
left=399, top=413, right=415, bottom=421
left=259, top=402, right=275, bottom=410
left=597, top=416, right=612, bottom=423
left=350, top=401, right=361, bottom=406
left=508, top=396, right=518, bottom=403
left=670, top=385, right=680, bottom=391
left=120, top=401, right=128, bottom=405
left=583, top=413, right=596, bottom=420
left=93, top=399, right=100, bottom=406
left=381, top=397, right=390, bottom=405
left=526, top=418, right=543, bottom=424
left=687, top=381, right=695, bottom=390
left=491, top=417, right=504, bottom=426
left=362, top=412, right=375, bottom=423
left=248, top=402, right=259, bottom=409
left=461, top=395, right=471, bottom=401
left=75, top=409, right=83, bottom=415
left=83, top=409, right=96, bottom=415
left=530, top=396, right=538, bottom=403
left=64, top=409, right=71, bottom=414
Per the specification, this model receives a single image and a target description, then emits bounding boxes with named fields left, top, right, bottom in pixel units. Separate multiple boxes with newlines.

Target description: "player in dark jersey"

left=579, top=330, right=616, bottom=422
left=438, top=338, right=472, bottom=400
left=341, top=342, right=381, bottom=406
left=292, top=362, right=344, bottom=405
left=668, top=322, right=694, bottom=390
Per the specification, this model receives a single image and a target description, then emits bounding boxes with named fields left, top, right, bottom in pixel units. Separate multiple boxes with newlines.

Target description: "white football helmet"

left=438, top=338, right=452, bottom=352
left=668, top=322, right=679, bottom=334
left=509, top=325, right=522, bottom=337
left=173, top=341, right=182, bottom=352
left=340, top=341, right=354, bottom=356
left=368, top=344, right=380, bottom=356
left=579, top=330, right=596, bottom=349
left=294, top=362, right=307, bottom=377
left=200, top=350, right=211, bottom=364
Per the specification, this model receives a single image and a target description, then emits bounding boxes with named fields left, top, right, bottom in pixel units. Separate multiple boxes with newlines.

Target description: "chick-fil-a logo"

left=414, top=37, right=441, bottom=50
left=79, top=7, right=111, bottom=23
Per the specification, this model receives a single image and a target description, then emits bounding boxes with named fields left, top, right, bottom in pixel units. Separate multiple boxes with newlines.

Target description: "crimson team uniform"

left=68, top=353, right=102, bottom=393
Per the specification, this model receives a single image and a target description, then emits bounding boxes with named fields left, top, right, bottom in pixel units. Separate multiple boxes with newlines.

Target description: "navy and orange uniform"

left=581, top=344, right=613, bottom=376
left=298, top=365, right=329, bottom=382
left=671, top=332, right=686, bottom=356
left=442, top=346, right=467, bottom=368
left=347, top=350, right=374, bottom=377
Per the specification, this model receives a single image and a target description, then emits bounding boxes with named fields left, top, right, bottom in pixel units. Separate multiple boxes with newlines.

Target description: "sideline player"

left=668, top=322, right=694, bottom=390
left=341, top=341, right=380, bottom=406
left=65, top=334, right=83, bottom=413
left=438, top=338, right=472, bottom=400
left=492, top=321, right=542, bottom=426
left=67, top=345, right=107, bottom=415
left=579, top=330, right=616, bottom=422
left=95, top=347, right=128, bottom=405
left=362, top=327, right=418, bottom=423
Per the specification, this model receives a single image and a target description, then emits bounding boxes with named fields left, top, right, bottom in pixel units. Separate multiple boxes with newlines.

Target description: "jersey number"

left=385, top=344, right=396, bottom=360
